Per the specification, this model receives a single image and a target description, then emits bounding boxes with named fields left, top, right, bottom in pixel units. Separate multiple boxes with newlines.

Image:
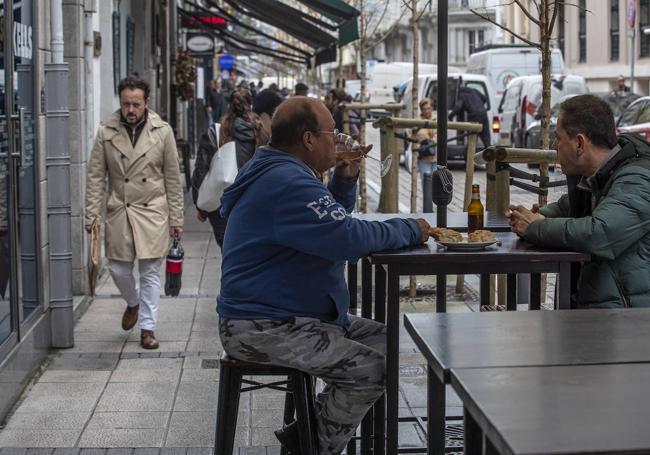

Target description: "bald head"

left=270, top=97, right=328, bottom=150
left=270, top=96, right=337, bottom=172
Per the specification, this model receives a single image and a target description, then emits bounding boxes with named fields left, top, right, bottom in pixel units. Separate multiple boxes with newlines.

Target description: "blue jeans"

left=418, top=161, right=438, bottom=175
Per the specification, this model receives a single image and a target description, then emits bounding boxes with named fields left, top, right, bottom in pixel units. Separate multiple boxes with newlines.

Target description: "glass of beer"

left=334, top=132, right=364, bottom=160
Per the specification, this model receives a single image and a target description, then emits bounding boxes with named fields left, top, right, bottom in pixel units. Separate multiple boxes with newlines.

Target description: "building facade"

left=0, top=0, right=178, bottom=421
left=501, top=0, right=650, bottom=95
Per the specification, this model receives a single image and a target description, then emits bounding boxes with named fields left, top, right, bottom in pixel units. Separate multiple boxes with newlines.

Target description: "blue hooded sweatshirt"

left=217, top=146, right=422, bottom=328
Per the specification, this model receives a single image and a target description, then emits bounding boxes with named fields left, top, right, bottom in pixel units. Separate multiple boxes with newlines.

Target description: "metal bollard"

left=422, top=173, right=433, bottom=213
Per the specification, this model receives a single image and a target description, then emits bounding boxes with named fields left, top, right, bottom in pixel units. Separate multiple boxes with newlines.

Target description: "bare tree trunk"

left=539, top=0, right=551, bottom=208
left=358, top=0, right=368, bottom=212
left=409, top=0, right=419, bottom=297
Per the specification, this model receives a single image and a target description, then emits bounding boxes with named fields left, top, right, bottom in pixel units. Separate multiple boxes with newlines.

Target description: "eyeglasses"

left=315, top=129, right=340, bottom=136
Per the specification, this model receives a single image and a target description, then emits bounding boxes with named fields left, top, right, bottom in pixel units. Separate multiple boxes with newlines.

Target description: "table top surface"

left=405, top=309, right=650, bottom=382
left=451, top=363, right=650, bottom=455
left=370, top=231, right=589, bottom=264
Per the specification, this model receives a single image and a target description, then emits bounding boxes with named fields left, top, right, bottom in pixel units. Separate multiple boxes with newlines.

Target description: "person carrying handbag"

left=191, top=88, right=268, bottom=250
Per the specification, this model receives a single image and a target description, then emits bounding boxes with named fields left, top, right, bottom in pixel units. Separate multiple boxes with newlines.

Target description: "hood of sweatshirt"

left=220, top=146, right=313, bottom=218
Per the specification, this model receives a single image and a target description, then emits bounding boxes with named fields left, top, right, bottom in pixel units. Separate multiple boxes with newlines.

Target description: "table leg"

left=506, top=274, right=517, bottom=311
left=428, top=366, right=445, bottom=455
left=348, top=261, right=358, bottom=315
left=557, top=262, right=571, bottom=309
left=362, top=258, right=373, bottom=319
left=436, top=274, right=446, bottom=313
left=464, top=406, right=482, bottom=455
left=374, top=265, right=386, bottom=455
left=480, top=274, right=490, bottom=309
left=386, top=266, right=400, bottom=455
left=529, top=273, right=541, bottom=310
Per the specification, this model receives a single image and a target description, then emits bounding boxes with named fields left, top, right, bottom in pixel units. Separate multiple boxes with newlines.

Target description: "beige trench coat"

left=84, top=110, right=184, bottom=261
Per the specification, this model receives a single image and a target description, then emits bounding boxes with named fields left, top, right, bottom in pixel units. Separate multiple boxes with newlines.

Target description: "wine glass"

left=334, top=132, right=393, bottom=177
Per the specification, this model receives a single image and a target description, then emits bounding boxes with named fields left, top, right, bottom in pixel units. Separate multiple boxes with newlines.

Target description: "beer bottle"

left=467, top=184, right=484, bottom=233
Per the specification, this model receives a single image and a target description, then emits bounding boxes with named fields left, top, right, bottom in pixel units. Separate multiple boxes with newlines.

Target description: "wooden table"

left=376, top=234, right=589, bottom=454
left=452, top=363, right=650, bottom=455
left=405, top=309, right=650, bottom=455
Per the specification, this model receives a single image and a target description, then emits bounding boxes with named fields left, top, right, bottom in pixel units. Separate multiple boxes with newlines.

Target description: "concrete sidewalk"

left=0, top=196, right=471, bottom=453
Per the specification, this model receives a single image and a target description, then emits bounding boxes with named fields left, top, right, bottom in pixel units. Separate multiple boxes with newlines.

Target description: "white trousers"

left=108, top=258, right=162, bottom=331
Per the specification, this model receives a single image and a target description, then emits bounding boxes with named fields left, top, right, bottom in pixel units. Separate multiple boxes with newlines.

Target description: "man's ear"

left=302, top=130, right=314, bottom=151
left=575, top=133, right=587, bottom=156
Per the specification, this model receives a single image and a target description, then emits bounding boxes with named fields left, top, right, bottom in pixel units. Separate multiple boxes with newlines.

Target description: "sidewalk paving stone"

left=85, top=412, right=169, bottom=430
left=77, top=429, right=166, bottom=448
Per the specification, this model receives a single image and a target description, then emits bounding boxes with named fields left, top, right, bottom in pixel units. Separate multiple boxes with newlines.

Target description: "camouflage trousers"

left=219, top=315, right=386, bottom=455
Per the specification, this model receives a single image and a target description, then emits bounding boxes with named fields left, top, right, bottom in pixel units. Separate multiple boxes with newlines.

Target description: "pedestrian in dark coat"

left=448, top=84, right=491, bottom=147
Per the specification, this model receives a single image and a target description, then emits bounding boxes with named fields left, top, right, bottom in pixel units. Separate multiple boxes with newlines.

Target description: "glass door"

left=1, top=0, right=40, bottom=348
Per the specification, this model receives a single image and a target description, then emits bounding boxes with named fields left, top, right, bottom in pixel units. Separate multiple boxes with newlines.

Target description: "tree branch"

left=514, top=0, right=541, bottom=26
left=471, top=8, right=540, bottom=47
left=367, top=5, right=409, bottom=50
left=547, top=0, right=561, bottom=36
left=367, top=0, right=391, bottom=39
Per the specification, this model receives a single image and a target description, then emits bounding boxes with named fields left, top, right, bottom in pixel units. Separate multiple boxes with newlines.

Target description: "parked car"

left=596, top=91, right=642, bottom=122
left=496, top=74, right=589, bottom=147
left=616, top=96, right=650, bottom=141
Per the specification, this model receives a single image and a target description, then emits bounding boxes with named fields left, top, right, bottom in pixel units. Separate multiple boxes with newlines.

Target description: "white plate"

left=436, top=240, right=498, bottom=251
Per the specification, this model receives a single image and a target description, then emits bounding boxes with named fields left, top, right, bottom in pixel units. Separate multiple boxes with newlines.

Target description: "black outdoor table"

left=347, top=211, right=510, bottom=320
left=451, top=363, right=650, bottom=455
left=346, top=213, right=509, bottom=454
left=370, top=237, right=588, bottom=455
left=405, top=309, right=650, bottom=455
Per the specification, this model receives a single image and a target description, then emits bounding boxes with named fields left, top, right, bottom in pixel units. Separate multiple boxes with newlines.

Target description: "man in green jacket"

left=508, top=94, right=650, bottom=308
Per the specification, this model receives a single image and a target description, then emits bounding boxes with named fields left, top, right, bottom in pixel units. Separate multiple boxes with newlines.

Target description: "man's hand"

left=170, top=226, right=184, bottom=237
left=507, top=204, right=545, bottom=236
left=334, top=144, right=373, bottom=180
left=415, top=218, right=431, bottom=243
left=196, top=210, right=207, bottom=222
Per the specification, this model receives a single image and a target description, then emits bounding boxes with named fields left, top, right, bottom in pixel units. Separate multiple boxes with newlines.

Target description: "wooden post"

left=486, top=160, right=496, bottom=212
left=378, top=125, right=398, bottom=212
left=494, top=161, right=510, bottom=215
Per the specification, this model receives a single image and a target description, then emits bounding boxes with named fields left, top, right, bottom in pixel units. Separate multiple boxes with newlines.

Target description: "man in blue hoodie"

left=217, top=97, right=429, bottom=455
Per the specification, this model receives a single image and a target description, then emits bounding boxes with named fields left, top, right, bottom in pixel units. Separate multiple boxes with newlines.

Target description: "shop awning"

left=221, top=0, right=359, bottom=66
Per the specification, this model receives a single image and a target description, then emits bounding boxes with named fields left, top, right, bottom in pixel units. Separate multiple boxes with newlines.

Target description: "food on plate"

left=468, top=229, right=497, bottom=243
left=428, top=227, right=463, bottom=243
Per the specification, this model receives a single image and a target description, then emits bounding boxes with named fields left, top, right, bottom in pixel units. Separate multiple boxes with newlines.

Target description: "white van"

left=466, top=45, right=565, bottom=99
left=365, top=61, right=461, bottom=107
left=496, top=74, right=589, bottom=147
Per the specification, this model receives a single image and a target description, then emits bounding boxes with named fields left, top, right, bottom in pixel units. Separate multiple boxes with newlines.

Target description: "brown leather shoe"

left=140, top=330, right=159, bottom=350
left=121, top=305, right=139, bottom=330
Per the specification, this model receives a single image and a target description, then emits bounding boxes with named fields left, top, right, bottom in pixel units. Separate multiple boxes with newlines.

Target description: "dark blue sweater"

left=217, top=146, right=421, bottom=328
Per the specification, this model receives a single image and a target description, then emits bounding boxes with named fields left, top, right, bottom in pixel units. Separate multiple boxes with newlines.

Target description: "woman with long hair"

left=220, top=89, right=269, bottom=168
left=192, top=88, right=269, bottom=250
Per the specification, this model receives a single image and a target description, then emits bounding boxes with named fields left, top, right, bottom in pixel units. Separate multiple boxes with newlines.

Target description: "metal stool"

left=214, top=354, right=318, bottom=455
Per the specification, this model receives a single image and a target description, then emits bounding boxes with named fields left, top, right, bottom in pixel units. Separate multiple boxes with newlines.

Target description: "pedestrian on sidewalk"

left=84, top=76, right=184, bottom=350
left=508, top=94, right=650, bottom=309
left=192, top=88, right=268, bottom=250
left=217, top=97, right=430, bottom=455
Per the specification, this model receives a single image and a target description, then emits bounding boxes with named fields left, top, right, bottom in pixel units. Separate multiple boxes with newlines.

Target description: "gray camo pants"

left=219, top=315, right=386, bottom=455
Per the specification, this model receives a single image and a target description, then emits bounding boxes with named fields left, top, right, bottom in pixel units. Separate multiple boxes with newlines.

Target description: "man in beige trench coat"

left=85, top=76, right=184, bottom=349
